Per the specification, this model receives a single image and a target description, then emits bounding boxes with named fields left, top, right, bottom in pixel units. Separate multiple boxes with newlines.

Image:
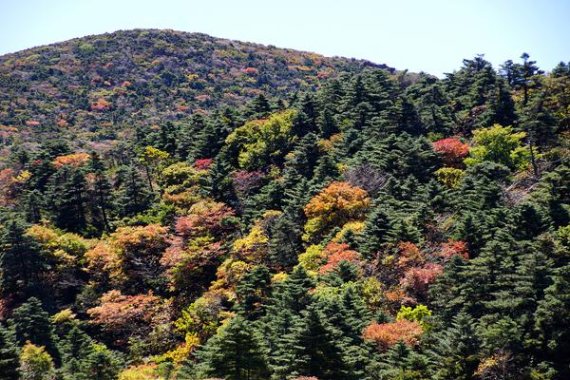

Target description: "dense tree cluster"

left=0, top=32, right=569, bottom=379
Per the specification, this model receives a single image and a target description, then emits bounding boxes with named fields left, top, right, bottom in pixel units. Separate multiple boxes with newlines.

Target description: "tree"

left=464, top=124, right=530, bottom=170
left=268, top=212, right=303, bottom=270
left=87, top=291, right=167, bottom=346
left=427, top=312, right=481, bottom=380
left=59, top=325, right=94, bottom=380
left=362, top=319, right=423, bottom=352
left=236, top=265, right=271, bottom=319
left=79, top=344, right=120, bottom=380
left=9, top=298, right=59, bottom=362
left=18, top=342, right=55, bottom=380
left=197, top=315, right=269, bottom=380
left=283, top=305, right=351, bottom=380
left=0, top=222, right=49, bottom=302
left=0, top=325, right=19, bottom=380
left=113, top=165, right=153, bottom=218
left=432, top=137, right=469, bottom=168
left=225, top=110, right=296, bottom=170
left=89, top=152, right=113, bottom=232
left=534, top=265, right=570, bottom=378
left=359, top=205, right=396, bottom=257
left=47, top=166, right=88, bottom=232
left=139, top=146, right=170, bottom=192
left=303, top=182, right=370, bottom=242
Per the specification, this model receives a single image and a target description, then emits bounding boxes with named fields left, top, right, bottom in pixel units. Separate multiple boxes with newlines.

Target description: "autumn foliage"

left=318, top=242, right=361, bottom=274
left=363, top=319, right=423, bottom=351
left=194, top=158, right=213, bottom=171
left=432, top=137, right=469, bottom=167
left=52, top=152, right=91, bottom=168
left=401, top=263, right=444, bottom=299
left=85, top=224, right=169, bottom=287
left=396, top=241, right=424, bottom=269
left=174, top=200, right=235, bottom=239
left=88, top=290, right=168, bottom=343
left=303, top=181, right=370, bottom=241
left=438, top=239, right=469, bottom=261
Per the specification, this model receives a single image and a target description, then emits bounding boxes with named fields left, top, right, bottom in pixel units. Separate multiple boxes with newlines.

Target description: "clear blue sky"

left=1, top=0, right=568, bottom=76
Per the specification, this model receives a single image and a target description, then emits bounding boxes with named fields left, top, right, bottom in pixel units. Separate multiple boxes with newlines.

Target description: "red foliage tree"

left=174, top=201, right=235, bottom=240
left=243, top=67, right=259, bottom=75
left=438, top=239, right=469, bottom=261
left=194, top=158, right=213, bottom=171
left=232, top=170, right=265, bottom=196
left=318, top=242, right=361, bottom=274
left=433, top=137, right=469, bottom=167
left=91, top=98, right=111, bottom=111
left=400, top=263, right=444, bottom=299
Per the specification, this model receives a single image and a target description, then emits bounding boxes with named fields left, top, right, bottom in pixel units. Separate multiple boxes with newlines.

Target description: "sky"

left=0, top=0, right=568, bottom=76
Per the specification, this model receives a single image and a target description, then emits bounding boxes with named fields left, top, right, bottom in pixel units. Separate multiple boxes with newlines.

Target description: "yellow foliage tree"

left=303, top=181, right=370, bottom=242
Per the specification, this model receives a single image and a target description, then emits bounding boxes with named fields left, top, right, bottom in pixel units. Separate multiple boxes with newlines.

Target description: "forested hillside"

left=0, top=30, right=569, bottom=380
left=0, top=29, right=387, bottom=165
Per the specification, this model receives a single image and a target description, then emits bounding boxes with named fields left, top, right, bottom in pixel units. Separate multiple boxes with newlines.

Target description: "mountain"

left=0, top=29, right=390, bottom=159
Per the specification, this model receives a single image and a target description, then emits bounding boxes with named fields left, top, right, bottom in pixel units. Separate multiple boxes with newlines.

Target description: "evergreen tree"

left=236, top=265, right=271, bottom=320
left=113, top=164, right=153, bottom=218
left=47, top=167, right=88, bottom=232
left=0, top=221, right=49, bottom=302
left=9, top=298, right=59, bottom=363
left=59, top=325, right=95, bottom=380
left=428, top=312, right=481, bottom=380
left=197, top=315, right=269, bottom=380
left=281, top=305, right=350, bottom=380
left=0, top=325, right=19, bottom=380
left=89, top=152, right=113, bottom=232
left=534, top=265, right=570, bottom=378
left=268, top=213, right=303, bottom=270
left=79, top=344, right=120, bottom=380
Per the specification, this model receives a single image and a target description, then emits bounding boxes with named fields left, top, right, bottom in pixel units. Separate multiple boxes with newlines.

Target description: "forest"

left=0, top=30, right=569, bottom=380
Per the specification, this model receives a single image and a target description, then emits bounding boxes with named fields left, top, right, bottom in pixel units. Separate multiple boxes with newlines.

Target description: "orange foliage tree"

left=362, top=319, right=423, bottom=352
left=52, top=152, right=90, bottom=168
left=303, top=181, right=370, bottom=242
left=396, top=241, right=424, bottom=269
left=88, top=290, right=168, bottom=345
left=85, top=224, right=169, bottom=291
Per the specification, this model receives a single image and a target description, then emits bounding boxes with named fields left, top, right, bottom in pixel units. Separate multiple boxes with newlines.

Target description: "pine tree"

left=359, top=205, right=395, bottom=257
left=9, top=298, right=60, bottom=364
left=59, top=325, right=94, bottom=380
left=197, top=315, right=269, bottom=380
left=113, top=165, right=153, bottom=218
left=369, top=341, right=429, bottom=380
left=268, top=213, right=303, bottom=270
left=47, top=166, right=88, bottom=232
left=236, top=265, right=271, bottom=320
left=89, top=152, right=112, bottom=232
left=283, top=305, right=350, bottom=380
left=0, top=221, right=49, bottom=302
left=0, top=325, right=19, bottom=380
left=428, top=312, right=481, bottom=380
left=79, top=344, right=120, bottom=380
left=534, top=265, right=570, bottom=378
